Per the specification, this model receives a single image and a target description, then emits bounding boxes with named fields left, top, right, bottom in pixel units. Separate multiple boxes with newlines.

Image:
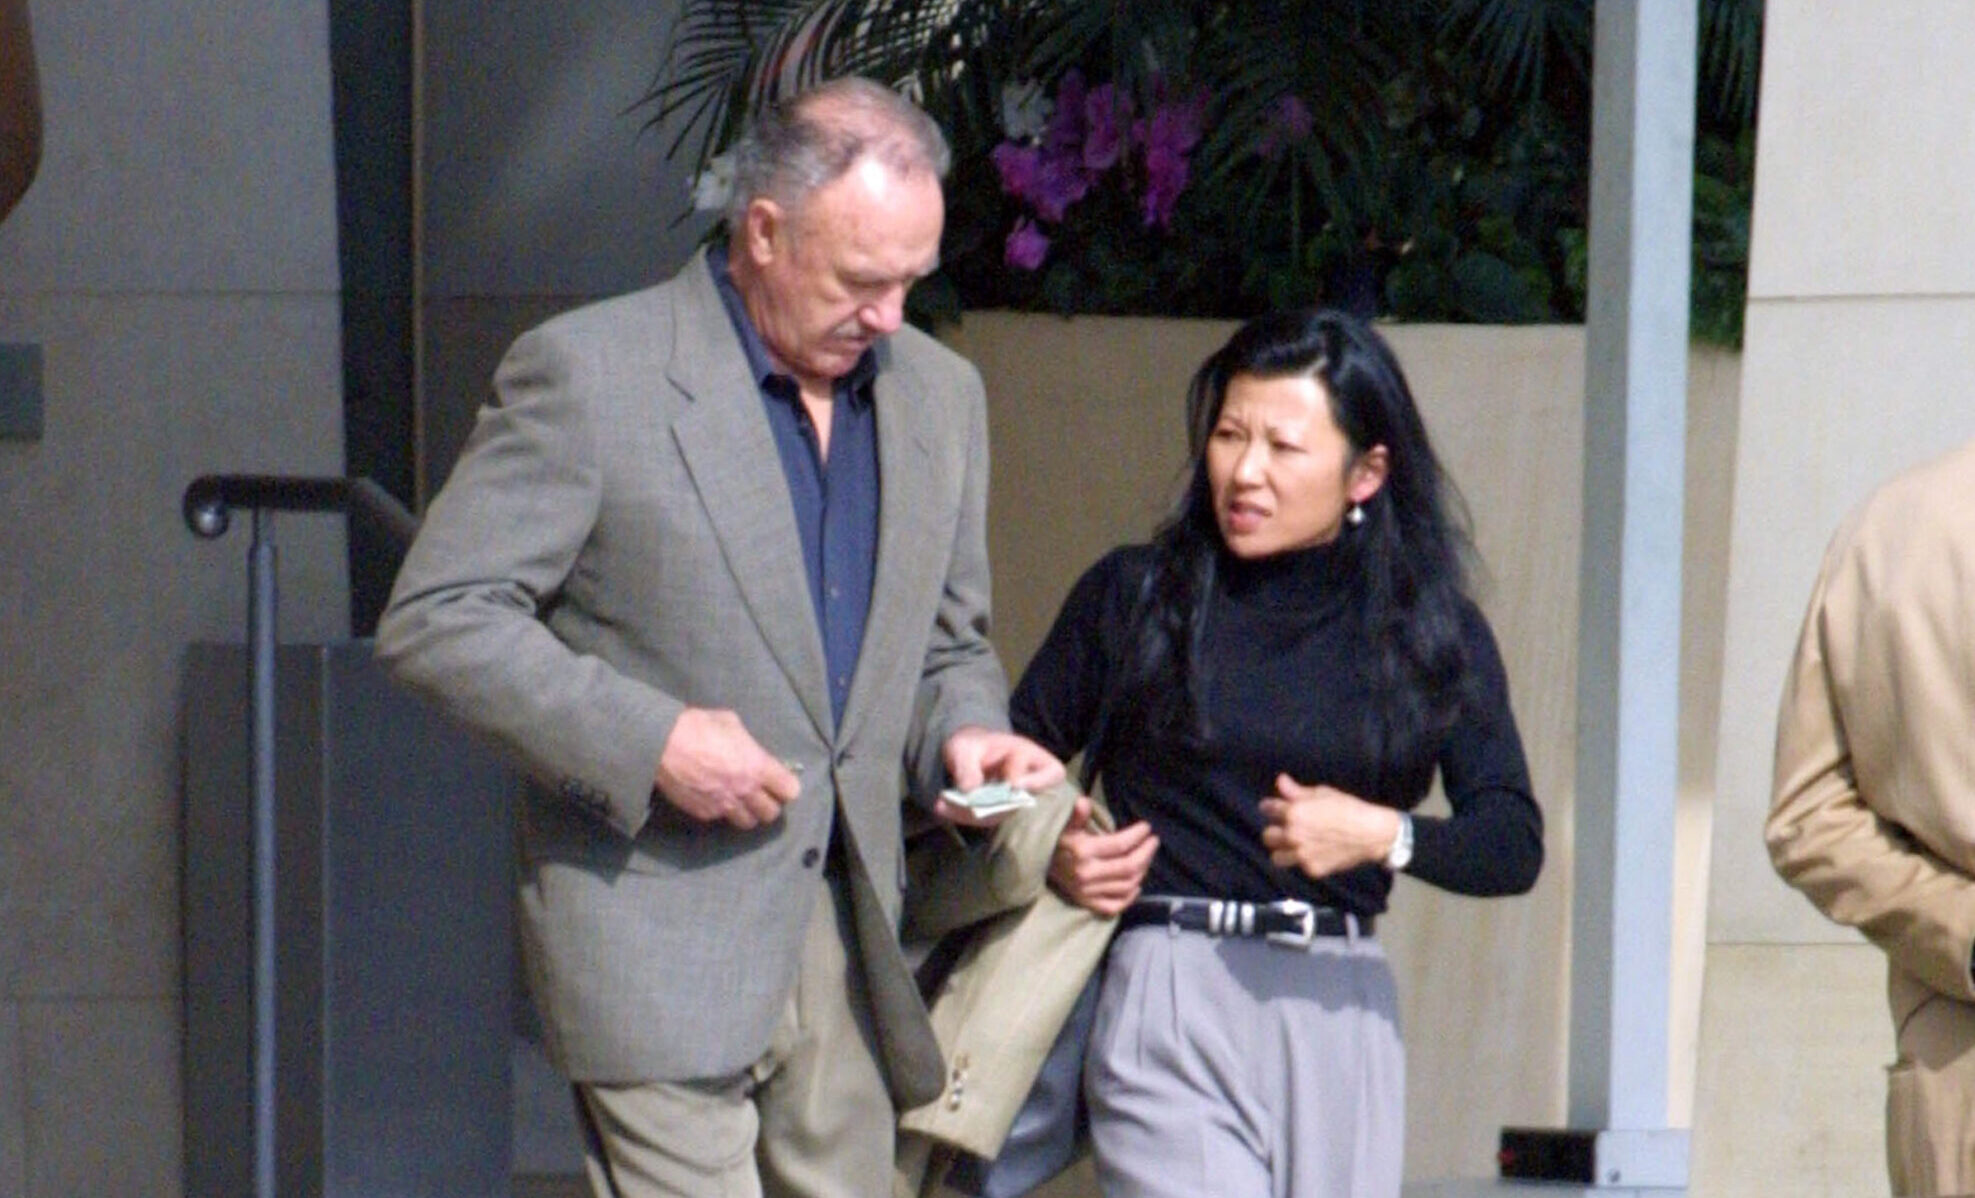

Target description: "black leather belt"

left=1118, top=896, right=1372, bottom=946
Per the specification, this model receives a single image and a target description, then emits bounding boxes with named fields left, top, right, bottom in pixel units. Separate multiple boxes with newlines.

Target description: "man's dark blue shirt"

left=709, top=246, right=879, bottom=730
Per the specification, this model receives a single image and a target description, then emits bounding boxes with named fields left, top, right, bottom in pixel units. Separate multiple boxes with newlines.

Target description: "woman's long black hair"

left=1084, top=308, right=1479, bottom=790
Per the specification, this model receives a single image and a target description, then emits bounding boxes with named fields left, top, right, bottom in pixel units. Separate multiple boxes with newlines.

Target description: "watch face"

left=1386, top=813, right=1413, bottom=870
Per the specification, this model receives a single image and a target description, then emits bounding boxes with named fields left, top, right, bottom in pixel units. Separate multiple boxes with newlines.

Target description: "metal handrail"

left=182, top=472, right=418, bottom=549
left=180, top=472, right=417, bottom=1198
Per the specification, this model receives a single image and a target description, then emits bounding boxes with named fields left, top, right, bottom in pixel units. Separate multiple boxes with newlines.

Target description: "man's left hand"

left=936, top=726, right=1065, bottom=827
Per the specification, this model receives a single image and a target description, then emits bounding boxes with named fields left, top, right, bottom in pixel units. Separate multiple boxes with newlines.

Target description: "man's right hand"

left=1049, top=796, right=1158, bottom=917
left=653, top=707, right=801, bottom=829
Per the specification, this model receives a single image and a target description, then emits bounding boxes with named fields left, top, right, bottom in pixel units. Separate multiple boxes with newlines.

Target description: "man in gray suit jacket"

left=376, top=77, right=1062, bottom=1198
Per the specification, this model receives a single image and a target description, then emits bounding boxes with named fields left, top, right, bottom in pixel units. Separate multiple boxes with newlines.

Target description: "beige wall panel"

left=1709, top=297, right=1975, bottom=946
left=1747, top=2, right=1975, bottom=300
left=0, top=3, right=338, bottom=294
left=950, top=315, right=1738, bottom=1173
left=20, top=999, right=181, bottom=1198
left=1692, top=943, right=1889, bottom=1198
left=0, top=295, right=346, bottom=1000
left=1671, top=348, right=1743, bottom=1127
left=942, top=311, right=1231, bottom=673
left=0, top=0, right=345, bottom=1184
left=1701, top=6, right=1975, bottom=1189
left=0, top=1002, right=20, bottom=1198
left=1378, top=325, right=1585, bottom=1174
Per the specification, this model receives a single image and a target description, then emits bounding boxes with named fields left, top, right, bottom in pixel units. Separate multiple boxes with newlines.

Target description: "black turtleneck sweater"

left=1009, top=542, right=1543, bottom=918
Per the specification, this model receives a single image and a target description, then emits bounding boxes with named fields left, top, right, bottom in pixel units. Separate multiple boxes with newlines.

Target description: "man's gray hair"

left=725, top=76, right=951, bottom=231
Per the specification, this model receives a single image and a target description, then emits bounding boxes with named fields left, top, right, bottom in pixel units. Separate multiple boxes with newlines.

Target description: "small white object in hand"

left=939, top=781, right=1037, bottom=818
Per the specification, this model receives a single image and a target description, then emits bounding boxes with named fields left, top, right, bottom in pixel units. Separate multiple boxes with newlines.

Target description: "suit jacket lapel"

left=665, top=253, right=834, bottom=742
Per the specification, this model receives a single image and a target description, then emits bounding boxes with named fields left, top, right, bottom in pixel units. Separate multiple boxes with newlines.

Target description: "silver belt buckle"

left=1264, top=899, right=1317, bottom=948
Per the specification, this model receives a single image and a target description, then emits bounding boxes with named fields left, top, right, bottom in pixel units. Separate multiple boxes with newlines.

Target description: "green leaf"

left=1452, top=250, right=1541, bottom=322
left=1436, top=0, right=1591, bottom=105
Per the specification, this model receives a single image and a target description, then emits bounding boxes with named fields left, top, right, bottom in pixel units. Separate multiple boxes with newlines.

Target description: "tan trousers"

left=1887, top=965, right=1975, bottom=1197
left=574, top=873, right=894, bottom=1198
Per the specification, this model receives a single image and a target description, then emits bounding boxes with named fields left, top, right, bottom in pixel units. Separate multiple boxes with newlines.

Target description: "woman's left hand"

left=1258, top=773, right=1403, bottom=879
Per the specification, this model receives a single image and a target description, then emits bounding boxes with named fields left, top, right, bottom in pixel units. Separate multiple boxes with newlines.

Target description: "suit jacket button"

left=801, top=847, right=821, bottom=869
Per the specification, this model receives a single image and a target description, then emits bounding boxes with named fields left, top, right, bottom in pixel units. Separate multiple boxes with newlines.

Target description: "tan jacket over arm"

left=898, top=784, right=1117, bottom=1170
left=1766, top=440, right=1975, bottom=1002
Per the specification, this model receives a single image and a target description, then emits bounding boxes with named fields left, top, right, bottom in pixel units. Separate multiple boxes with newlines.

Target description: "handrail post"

left=247, top=507, right=279, bottom=1198
left=182, top=473, right=419, bottom=1198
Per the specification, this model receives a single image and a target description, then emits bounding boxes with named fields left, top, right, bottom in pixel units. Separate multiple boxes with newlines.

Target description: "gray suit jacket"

left=375, top=249, right=1010, bottom=1105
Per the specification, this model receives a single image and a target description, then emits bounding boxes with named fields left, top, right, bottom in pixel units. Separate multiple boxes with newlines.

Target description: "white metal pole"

left=1567, top=0, right=1695, bottom=1185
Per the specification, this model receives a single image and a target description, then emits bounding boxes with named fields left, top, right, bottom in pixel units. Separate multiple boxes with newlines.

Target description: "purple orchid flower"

left=1133, top=90, right=1207, bottom=229
left=1005, top=218, right=1051, bottom=270
left=991, top=140, right=1090, bottom=223
left=1259, top=94, right=1315, bottom=159
left=1044, top=70, right=1089, bottom=155
left=1082, top=83, right=1130, bottom=172
left=1136, top=90, right=1206, bottom=159
left=1140, top=143, right=1190, bottom=229
left=991, top=142, right=1042, bottom=200
left=1028, top=150, right=1090, bottom=222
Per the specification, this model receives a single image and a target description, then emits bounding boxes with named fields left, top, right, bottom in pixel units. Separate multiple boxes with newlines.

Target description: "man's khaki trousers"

left=573, top=872, right=893, bottom=1198
left=1887, top=965, right=1975, bottom=1197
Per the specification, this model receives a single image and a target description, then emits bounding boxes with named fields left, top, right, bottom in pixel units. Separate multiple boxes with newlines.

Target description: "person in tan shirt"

left=1, top=0, right=41, bottom=222
left=1767, top=437, right=1975, bottom=1197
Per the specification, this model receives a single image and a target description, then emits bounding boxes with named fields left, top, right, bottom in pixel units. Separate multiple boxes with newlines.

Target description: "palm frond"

left=1187, top=8, right=1389, bottom=196
left=1700, top=0, right=1763, bottom=124
left=643, top=0, right=976, bottom=178
left=1437, top=0, right=1591, bottom=104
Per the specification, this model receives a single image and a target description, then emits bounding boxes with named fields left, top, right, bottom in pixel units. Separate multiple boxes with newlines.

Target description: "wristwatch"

left=1384, top=811, right=1415, bottom=871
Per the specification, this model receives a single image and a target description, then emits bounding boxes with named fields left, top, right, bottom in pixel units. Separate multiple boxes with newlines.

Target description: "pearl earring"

left=1347, top=502, right=1365, bottom=526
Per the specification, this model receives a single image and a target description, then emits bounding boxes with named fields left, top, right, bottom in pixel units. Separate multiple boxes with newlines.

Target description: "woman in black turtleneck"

left=1009, top=309, right=1543, bottom=1197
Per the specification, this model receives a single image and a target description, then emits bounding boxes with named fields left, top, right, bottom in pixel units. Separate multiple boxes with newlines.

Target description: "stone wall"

left=0, top=2, right=348, bottom=1193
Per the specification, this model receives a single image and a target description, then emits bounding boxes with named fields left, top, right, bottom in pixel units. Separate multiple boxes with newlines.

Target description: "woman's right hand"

left=1048, top=796, right=1159, bottom=917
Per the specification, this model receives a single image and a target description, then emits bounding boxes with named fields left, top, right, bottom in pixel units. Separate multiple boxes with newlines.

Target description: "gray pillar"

left=1493, top=5, right=1697, bottom=1190
left=1565, top=0, right=1695, bottom=1186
